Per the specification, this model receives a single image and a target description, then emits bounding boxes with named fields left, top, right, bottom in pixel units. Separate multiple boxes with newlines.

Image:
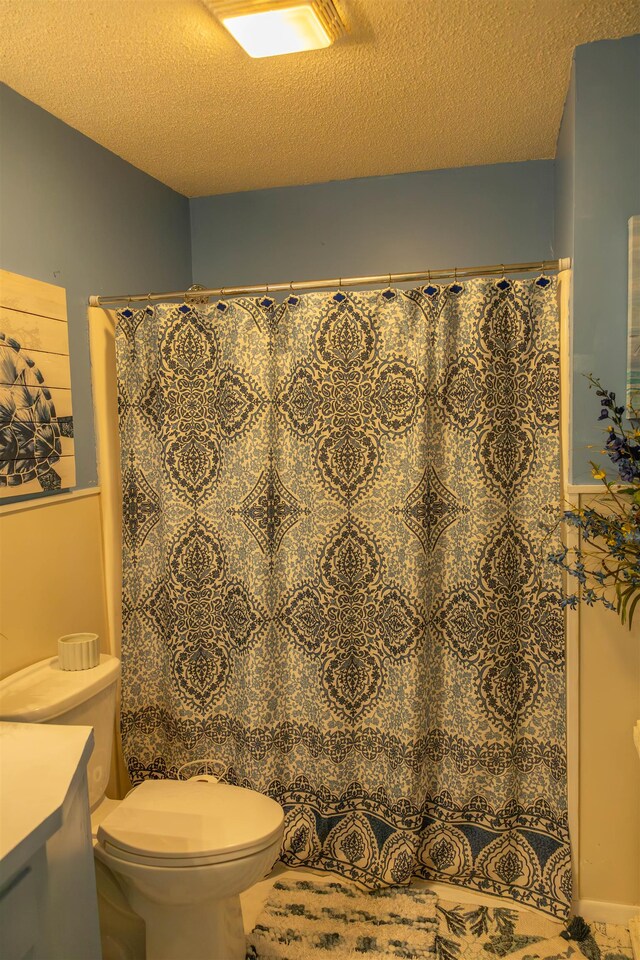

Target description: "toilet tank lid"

left=0, top=655, right=120, bottom=722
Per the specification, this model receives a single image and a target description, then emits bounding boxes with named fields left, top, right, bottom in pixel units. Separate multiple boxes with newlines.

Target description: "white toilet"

left=0, top=654, right=284, bottom=960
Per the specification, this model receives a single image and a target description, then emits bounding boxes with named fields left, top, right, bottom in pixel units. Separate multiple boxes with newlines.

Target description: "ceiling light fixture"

left=208, top=1, right=345, bottom=59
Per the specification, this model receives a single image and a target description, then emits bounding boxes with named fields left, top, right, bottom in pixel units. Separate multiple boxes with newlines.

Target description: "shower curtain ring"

left=387, top=273, right=392, bottom=288
left=536, top=262, right=547, bottom=286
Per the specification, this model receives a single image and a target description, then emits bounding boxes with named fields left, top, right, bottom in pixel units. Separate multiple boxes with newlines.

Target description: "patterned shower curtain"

left=115, top=277, right=570, bottom=918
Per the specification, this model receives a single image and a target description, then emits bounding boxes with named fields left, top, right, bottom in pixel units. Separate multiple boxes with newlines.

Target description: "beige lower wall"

left=0, top=488, right=126, bottom=797
left=577, top=575, right=640, bottom=908
left=0, top=490, right=109, bottom=678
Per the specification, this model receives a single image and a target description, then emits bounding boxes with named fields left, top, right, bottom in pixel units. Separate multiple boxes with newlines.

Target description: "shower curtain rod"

left=88, top=258, right=571, bottom=307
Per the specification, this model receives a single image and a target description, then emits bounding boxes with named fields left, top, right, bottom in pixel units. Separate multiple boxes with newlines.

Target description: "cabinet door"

left=0, top=862, right=41, bottom=960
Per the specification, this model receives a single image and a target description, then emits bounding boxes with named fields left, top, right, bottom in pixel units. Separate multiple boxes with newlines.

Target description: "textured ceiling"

left=1, top=1, right=639, bottom=197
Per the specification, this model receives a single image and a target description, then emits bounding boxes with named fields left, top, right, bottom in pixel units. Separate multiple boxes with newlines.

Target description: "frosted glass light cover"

left=58, top=632, right=100, bottom=671
left=222, top=5, right=332, bottom=58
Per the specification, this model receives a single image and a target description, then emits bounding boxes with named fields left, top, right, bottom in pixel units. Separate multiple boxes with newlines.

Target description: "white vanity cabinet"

left=0, top=722, right=102, bottom=960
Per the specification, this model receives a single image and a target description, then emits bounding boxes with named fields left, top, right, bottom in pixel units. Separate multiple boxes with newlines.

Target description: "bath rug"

left=493, top=935, right=588, bottom=960
left=434, top=901, right=633, bottom=960
left=246, top=879, right=439, bottom=959
left=575, top=921, right=634, bottom=960
left=481, top=922, right=634, bottom=960
left=434, top=899, right=564, bottom=960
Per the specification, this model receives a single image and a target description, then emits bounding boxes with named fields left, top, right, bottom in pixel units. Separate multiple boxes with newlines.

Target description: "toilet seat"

left=96, top=779, right=284, bottom=869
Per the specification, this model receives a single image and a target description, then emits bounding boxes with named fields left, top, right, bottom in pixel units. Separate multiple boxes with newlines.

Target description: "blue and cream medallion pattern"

left=116, top=278, right=570, bottom=917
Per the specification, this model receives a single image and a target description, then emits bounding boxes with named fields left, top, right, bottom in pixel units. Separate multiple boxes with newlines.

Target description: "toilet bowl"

left=93, top=778, right=284, bottom=960
left=0, top=655, right=284, bottom=960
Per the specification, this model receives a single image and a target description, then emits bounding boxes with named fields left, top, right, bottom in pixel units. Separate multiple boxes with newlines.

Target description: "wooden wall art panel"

left=0, top=269, right=75, bottom=497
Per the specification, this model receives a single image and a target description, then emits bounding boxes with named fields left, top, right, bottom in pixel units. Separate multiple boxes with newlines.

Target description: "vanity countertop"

left=0, top=721, right=94, bottom=884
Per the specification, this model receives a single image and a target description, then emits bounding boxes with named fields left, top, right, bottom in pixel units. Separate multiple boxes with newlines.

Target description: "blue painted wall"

left=554, top=36, right=640, bottom=484
left=0, top=84, right=193, bottom=490
left=190, top=161, right=555, bottom=288
left=4, top=32, right=637, bottom=491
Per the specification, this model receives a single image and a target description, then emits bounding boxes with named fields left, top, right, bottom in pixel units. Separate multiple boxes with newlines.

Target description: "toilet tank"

left=0, top=655, right=120, bottom=810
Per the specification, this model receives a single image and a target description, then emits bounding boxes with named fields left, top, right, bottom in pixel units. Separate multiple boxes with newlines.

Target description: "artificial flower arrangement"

left=548, top=376, right=640, bottom=628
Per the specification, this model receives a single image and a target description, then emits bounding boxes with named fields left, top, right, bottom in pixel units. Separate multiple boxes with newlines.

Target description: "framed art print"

left=0, top=269, right=75, bottom=498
